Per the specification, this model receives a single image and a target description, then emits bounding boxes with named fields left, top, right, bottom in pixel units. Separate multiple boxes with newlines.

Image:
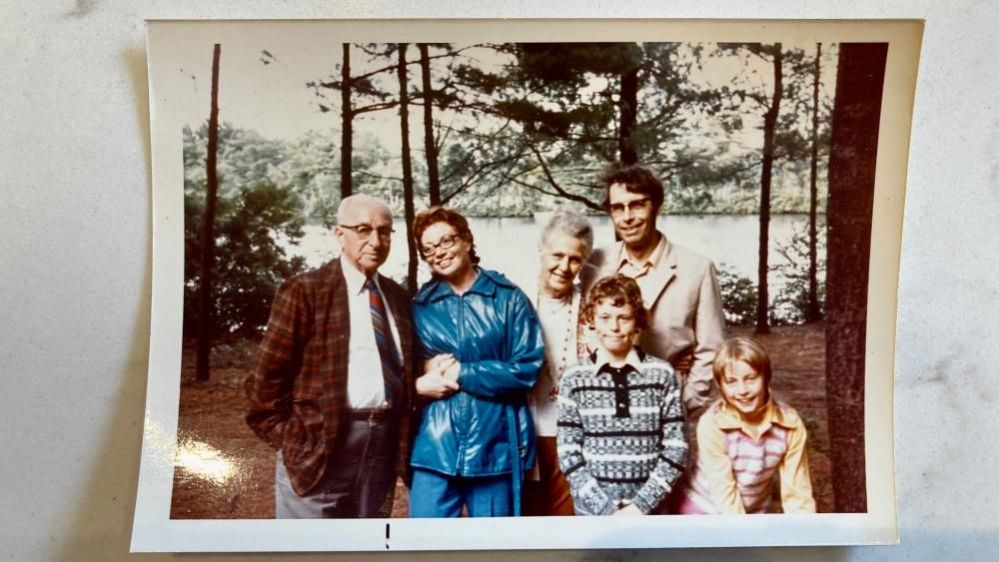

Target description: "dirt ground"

left=169, top=323, right=833, bottom=519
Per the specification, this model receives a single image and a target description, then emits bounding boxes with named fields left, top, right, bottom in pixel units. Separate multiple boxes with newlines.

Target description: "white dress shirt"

left=340, top=256, right=403, bottom=409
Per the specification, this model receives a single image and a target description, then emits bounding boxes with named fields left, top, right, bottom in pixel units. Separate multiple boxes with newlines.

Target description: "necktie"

left=366, top=278, right=402, bottom=407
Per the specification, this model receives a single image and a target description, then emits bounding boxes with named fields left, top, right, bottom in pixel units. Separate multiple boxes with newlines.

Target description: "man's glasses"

left=420, top=233, right=461, bottom=258
left=340, top=223, right=394, bottom=241
left=608, top=197, right=652, bottom=216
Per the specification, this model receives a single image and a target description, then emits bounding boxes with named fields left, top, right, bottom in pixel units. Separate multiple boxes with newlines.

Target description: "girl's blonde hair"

left=713, top=336, right=773, bottom=389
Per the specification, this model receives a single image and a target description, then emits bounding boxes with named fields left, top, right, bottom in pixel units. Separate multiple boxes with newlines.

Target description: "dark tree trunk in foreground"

left=419, top=43, right=441, bottom=206
left=807, top=43, right=823, bottom=323
left=826, top=42, right=887, bottom=513
left=398, top=44, right=418, bottom=295
left=619, top=65, right=639, bottom=165
left=195, top=43, right=221, bottom=382
left=755, top=43, right=783, bottom=335
left=340, top=43, right=353, bottom=199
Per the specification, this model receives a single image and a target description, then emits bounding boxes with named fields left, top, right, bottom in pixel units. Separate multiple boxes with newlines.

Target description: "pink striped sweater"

left=673, top=398, right=816, bottom=514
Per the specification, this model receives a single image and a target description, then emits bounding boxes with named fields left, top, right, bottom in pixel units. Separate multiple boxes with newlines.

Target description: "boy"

left=557, top=275, right=688, bottom=515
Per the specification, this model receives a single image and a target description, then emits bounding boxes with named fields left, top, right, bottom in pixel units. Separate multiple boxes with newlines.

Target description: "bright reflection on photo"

left=175, top=438, right=236, bottom=485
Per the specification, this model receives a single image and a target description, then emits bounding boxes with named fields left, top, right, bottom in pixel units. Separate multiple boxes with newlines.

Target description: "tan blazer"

left=581, top=234, right=725, bottom=416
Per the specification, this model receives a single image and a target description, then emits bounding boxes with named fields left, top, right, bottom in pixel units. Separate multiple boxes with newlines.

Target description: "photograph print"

left=133, top=19, right=920, bottom=552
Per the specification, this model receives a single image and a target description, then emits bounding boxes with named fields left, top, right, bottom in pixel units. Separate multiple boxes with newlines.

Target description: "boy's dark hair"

left=583, top=274, right=649, bottom=330
left=599, top=162, right=665, bottom=212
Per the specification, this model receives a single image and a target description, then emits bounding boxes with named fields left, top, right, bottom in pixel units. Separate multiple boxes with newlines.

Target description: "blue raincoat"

left=409, top=269, right=544, bottom=514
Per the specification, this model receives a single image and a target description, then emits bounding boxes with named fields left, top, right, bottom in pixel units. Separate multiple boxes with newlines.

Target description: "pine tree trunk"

left=398, top=44, right=418, bottom=295
left=755, top=43, right=782, bottom=335
left=340, top=43, right=353, bottom=199
left=418, top=44, right=441, bottom=206
left=825, top=42, right=887, bottom=513
left=807, top=43, right=823, bottom=323
left=195, top=43, right=221, bottom=382
left=619, top=66, right=639, bottom=165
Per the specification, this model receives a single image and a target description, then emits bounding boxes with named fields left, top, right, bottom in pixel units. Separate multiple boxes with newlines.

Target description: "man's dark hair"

left=599, top=162, right=665, bottom=212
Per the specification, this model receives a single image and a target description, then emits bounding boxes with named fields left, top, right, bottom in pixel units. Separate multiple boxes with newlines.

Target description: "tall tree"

left=446, top=42, right=715, bottom=210
left=340, top=43, right=353, bottom=199
left=755, top=43, right=783, bottom=335
left=418, top=43, right=442, bottom=206
left=309, top=44, right=399, bottom=205
left=195, top=43, right=221, bottom=382
left=807, top=43, right=823, bottom=323
left=397, top=44, right=418, bottom=294
left=183, top=125, right=306, bottom=338
left=619, top=64, right=640, bottom=164
left=825, top=42, right=887, bottom=513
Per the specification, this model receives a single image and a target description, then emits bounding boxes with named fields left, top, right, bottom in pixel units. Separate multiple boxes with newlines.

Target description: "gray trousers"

left=275, top=416, right=397, bottom=518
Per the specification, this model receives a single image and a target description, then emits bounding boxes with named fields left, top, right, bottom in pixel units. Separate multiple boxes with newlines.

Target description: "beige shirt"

left=615, top=233, right=667, bottom=307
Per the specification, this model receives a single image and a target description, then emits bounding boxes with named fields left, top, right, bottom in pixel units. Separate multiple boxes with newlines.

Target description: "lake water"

left=282, top=214, right=824, bottom=297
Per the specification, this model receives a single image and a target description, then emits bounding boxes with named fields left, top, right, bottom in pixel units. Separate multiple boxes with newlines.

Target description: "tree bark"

left=825, top=42, right=887, bottom=513
left=619, top=65, right=639, bottom=164
left=807, top=43, right=823, bottom=323
left=398, top=44, right=418, bottom=294
left=340, top=43, right=353, bottom=199
left=418, top=44, right=441, bottom=206
left=195, top=43, right=221, bottom=382
left=755, top=43, right=782, bottom=335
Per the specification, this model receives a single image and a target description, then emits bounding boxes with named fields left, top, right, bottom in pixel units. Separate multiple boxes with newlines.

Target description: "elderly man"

left=581, top=163, right=725, bottom=418
left=245, top=194, right=415, bottom=518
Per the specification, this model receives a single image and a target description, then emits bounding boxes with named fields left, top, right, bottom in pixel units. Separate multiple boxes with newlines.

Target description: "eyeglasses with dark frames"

left=420, top=233, right=461, bottom=258
left=608, top=197, right=652, bottom=216
left=340, top=223, right=395, bottom=240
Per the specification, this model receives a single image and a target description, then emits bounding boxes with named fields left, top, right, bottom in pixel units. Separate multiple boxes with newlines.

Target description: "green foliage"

left=717, top=263, right=758, bottom=326
left=274, top=130, right=340, bottom=224
left=770, top=222, right=826, bottom=325
left=513, top=43, right=644, bottom=87
left=183, top=126, right=307, bottom=337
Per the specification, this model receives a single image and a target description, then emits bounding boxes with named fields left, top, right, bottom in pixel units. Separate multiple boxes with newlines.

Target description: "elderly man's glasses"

left=340, top=223, right=394, bottom=240
left=420, top=233, right=461, bottom=258
left=609, top=197, right=652, bottom=216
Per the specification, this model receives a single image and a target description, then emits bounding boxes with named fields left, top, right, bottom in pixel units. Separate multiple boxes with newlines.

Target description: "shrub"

left=717, top=263, right=757, bottom=326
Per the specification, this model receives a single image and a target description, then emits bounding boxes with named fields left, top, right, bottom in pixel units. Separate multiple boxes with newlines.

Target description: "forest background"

left=174, top=40, right=879, bottom=517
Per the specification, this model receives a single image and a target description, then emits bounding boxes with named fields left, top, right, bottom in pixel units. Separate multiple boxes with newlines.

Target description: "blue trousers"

left=409, top=468, right=513, bottom=517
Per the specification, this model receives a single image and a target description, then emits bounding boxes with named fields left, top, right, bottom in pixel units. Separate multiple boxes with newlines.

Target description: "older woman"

left=523, top=210, right=594, bottom=516
left=408, top=206, right=544, bottom=518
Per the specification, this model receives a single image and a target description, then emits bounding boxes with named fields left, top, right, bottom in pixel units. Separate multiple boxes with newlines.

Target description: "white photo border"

left=133, top=18, right=920, bottom=552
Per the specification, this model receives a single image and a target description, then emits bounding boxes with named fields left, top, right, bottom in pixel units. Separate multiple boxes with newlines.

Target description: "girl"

left=673, top=336, right=816, bottom=514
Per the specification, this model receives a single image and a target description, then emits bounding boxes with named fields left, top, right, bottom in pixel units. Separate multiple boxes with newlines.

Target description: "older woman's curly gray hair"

left=538, top=210, right=594, bottom=259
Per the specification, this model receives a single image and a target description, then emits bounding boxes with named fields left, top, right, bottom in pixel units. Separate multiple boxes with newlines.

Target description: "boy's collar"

left=592, top=346, right=645, bottom=373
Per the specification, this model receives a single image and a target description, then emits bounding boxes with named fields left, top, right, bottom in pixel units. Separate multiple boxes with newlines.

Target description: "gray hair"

left=336, top=193, right=392, bottom=225
left=539, top=209, right=594, bottom=258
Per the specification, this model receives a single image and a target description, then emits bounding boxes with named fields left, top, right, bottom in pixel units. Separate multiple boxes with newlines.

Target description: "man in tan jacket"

left=581, top=163, right=725, bottom=417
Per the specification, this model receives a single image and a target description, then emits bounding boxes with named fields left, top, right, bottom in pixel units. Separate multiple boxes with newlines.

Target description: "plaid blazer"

left=245, top=259, right=417, bottom=496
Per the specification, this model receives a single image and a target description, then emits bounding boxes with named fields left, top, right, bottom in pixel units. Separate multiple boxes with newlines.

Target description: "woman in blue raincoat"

left=408, top=206, right=544, bottom=518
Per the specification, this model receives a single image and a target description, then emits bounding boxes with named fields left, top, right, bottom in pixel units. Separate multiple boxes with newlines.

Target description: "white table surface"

left=2, top=1, right=997, bottom=560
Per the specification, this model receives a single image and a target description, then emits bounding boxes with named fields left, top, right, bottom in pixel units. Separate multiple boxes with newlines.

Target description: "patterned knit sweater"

left=556, top=348, right=688, bottom=515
